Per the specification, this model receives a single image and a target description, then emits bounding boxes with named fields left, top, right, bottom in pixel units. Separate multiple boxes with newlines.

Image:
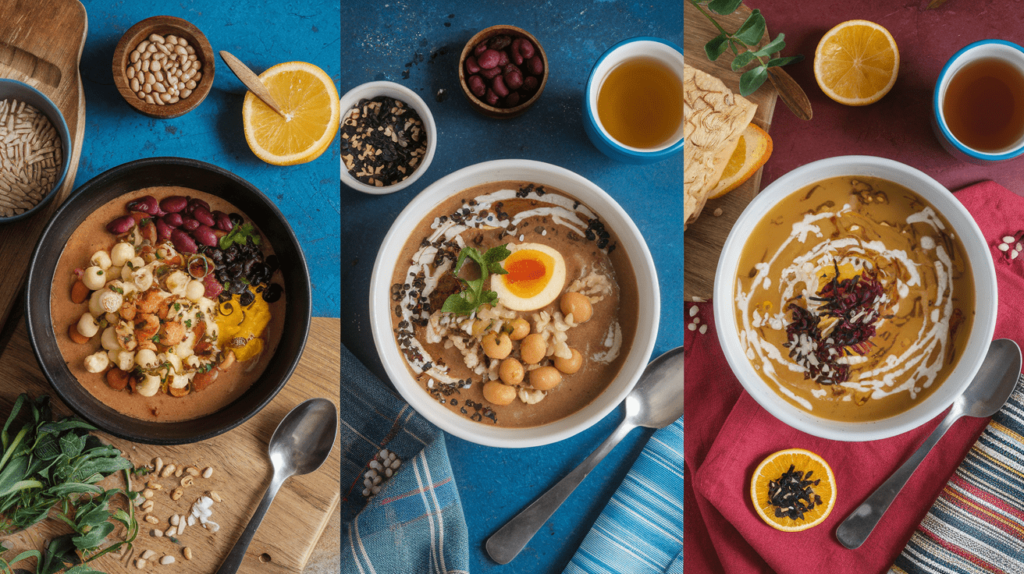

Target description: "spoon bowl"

left=217, top=398, right=338, bottom=573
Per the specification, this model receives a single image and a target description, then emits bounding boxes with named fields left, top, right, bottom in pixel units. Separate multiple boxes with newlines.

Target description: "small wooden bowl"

left=458, top=25, right=549, bottom=119
left=112, top=16, right=215, bottom=119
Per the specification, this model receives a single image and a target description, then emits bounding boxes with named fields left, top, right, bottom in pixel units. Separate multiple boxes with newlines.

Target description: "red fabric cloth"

left=683, top=181, right=1024, bottom=574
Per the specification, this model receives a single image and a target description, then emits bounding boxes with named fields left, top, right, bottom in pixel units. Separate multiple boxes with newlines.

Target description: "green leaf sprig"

left=0, top=395, right=138, bottom=574
left=690, top=0, right=803, bottom=96
left=218, top=222, right=261, bottom=251
left=440, top=245, right=511, bottom=316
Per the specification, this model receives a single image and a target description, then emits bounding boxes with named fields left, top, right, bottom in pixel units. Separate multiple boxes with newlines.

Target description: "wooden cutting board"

left=683, top=1, right=779, bottom=301
left=0, top=317, right=341, bottom=574
left=0, top=0, right=87, bottom=331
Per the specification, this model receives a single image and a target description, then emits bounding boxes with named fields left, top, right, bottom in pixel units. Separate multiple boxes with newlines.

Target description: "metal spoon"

left=485, top=346, right=685, bottom=564
left=216, top=398, right=338, bottom=573
left=836, top=339, right=1021, bottom=549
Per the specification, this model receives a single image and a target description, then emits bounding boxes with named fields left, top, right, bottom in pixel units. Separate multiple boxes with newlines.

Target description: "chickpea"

left=519, top=334, right=546, bottom=364
left=482, top=381, right=517, bottom=406
left=481, top=332, right=513, bottom=360
left=507, top=318, right=530, bottom=341
left=530, top=366, right=562, bottom=391
left=554, top=348, right=584, bottom=375
left=561, top=292, right=593, bottom=323
left=499, top=358, right=524, bottom=385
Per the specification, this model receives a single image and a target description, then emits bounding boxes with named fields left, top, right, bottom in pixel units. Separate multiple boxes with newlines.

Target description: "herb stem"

left=688, top=0, right=730, bottom=37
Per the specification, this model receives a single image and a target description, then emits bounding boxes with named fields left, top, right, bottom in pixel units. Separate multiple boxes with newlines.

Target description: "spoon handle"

left=219, top=51, right=285, bottom=116
left=836, top=410, right=960, bottom=549
left=216, top=473, right=287, bottom=574
left=485, top=419, right=637, bottom=565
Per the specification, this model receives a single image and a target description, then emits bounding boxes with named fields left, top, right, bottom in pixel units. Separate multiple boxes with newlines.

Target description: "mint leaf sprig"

left=690, top=0, right=803, bottom=96
left=441, top=245, right=511, bottom=316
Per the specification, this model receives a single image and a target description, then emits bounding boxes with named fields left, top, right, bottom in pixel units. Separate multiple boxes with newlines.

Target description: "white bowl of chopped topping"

left=714, top=155, right=997, bottom=442
left=340, top=81, right=436, bottom=195
left=0, top=79, right=71, bottom=223
left=369, top=159, right=660, bottom=448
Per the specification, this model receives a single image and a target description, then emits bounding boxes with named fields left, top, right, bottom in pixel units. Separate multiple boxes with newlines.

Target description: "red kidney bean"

left=468, top=75, right=487, bottom=97
left=465, top=56, right=481, bottom=75
left=106, top=215, right=136, bottom=234
left=474, top=42, right=488, bottom=57
left=519, top=39, right=536, bottom=59
left=214, top=211, right=233, bottom=232
left=155, top=219, right=173, bottom=241
left=181, top=217, right=201, bottom=231
left=491, top=75, right=509, bottom=98
left=159, top=196, right=188, bottom=213
left=510, top=39, right=524, bottom=66
left=478, top=49, right=500, bottom=69
left=192, top=205, right=216, bottom=227
left=202, top=273, right=223, bottom=298
left=488, top=35, right=512, bottom=50
left=191, top=224, right=218, bottom=247
left=496, top=50, right=509, bottom=68
left=522, top=76, right=539, bottom=93
left=127, top=196, right=159, bottom=215
left=504, top=65, right=523, bottom=90
left=187, top=197, right=211, bottom=215
left=484, top=89, right=500, bottom=106
left=506, top=92, right=521, bottom=107
left=527, top=55, right=544, bottom=76
left=162, top=212, right=183, bottom=227
left=171, top=229, right=197, bottom=253
left=480, top=66, right=501, bottom=79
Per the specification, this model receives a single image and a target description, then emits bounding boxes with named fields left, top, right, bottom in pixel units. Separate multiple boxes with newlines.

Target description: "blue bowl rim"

left=584, top=36, right=686, bottom=159
left=0, top=78, right=72, bottom=223
left=932, top=39, right=1024, bottom=161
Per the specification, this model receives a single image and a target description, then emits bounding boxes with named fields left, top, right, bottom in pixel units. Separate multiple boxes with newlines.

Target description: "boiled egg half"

left=491, top=243, right=566, bottom=311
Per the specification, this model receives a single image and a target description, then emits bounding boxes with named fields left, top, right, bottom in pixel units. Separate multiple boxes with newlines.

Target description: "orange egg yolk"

left=501, top=249, right=554, bottom=298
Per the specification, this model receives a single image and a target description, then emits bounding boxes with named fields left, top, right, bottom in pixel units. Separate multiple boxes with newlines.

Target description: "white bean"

left=166, top=35, right=178, bottom=44
left=141, top=59, right=150, bottom=72
left=149, top=33, right=164, bottom=44
left=137, top=91, right=146, bottom=100
left=145, top=95, right=154, bottom=104
left=154, top=70, right=164, bottom=83
left=180, top=89, right=192, bottom=99
left=147, top=43, right=157, bottom=53
left=186, top=45, right=194, bottom=54
left=151, top=60, right=161, bottom=72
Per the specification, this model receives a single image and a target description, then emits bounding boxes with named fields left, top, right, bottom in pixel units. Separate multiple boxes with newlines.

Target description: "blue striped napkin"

left=563, top=420, right=686, bottom=574
left=340, top=344, right=469, bottom=574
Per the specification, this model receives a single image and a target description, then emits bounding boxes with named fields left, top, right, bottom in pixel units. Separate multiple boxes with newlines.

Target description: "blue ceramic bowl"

left=0, top=79, right=71, bottom=223
left=932, top=39, right=1024, bottom=164
left=583, top=37, right=685, bottom=164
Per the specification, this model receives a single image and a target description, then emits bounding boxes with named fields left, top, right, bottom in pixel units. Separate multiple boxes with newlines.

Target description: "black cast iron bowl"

left=24, top=157, right=312, bottom=445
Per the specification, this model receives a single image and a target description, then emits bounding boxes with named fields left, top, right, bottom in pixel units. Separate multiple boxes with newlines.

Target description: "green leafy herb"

left=0, top=395, right=137, bottom=574
left=690, top=0, right=803, bottom=96
left=129, top=467, right=150, bottom=478
left=218, top=222, right=261, bottom=251
left=107, top=285, right=123, bottom=295
left=440, top=245, right=511, bottom=316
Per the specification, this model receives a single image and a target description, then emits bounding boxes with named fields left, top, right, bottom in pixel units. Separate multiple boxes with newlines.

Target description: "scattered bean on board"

left=127, top=34, right=203, bottom=105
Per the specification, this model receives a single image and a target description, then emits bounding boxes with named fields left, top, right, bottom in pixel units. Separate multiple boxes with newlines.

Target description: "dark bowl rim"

left=0, top=79, right=72, bottom=223
left=24, top=157, right=312, bottom=445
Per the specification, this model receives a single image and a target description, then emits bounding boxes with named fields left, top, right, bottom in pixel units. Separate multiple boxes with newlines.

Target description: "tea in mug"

left=943, top=57, right=1024, bottom=152
left=597, top=57, right=683, bottom=149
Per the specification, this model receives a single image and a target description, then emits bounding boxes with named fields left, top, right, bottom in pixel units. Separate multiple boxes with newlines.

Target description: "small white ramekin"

left=369, top=160, right=661, bottom=448
left=339, top=81, right=437, bottom=195
left=714, top=156, right=997, bottom=442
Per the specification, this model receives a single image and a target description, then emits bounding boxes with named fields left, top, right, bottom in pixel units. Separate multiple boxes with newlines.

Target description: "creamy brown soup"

left=390, top=181, right=638, bottom=427
left=51, top=187, right=285, bottom=422
left=734, top=177, right=974, bottom=421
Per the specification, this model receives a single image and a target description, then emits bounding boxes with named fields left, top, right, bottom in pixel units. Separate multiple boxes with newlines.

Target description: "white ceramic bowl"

left=339, top=81, right=437, bottom=195
left=370, top=160, right=660, bottom=448
left=713, top=156, right=997, bottom=442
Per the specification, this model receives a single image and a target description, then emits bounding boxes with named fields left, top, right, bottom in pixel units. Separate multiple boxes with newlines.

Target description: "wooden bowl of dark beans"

left=458, top=25, right=549, bottom=119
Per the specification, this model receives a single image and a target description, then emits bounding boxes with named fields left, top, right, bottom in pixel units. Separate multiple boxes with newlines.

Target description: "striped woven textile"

left=563, top=419, right=686, bottom=574
left=891, top=378, right=1024, bottom=574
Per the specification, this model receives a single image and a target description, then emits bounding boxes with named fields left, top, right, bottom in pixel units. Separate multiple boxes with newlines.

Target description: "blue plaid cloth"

left=564, top=420, right=686, bottom=574
left=340, top=344, right=469, bottom=574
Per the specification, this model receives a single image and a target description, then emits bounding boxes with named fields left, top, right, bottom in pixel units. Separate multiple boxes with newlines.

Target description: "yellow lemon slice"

left=708, top=124, right=773, bottom=200
left=751, top=448, right=837, bottom=532
left=814, top=20, right=899, bottom=106
left=243, top=61, right=340, bottom=166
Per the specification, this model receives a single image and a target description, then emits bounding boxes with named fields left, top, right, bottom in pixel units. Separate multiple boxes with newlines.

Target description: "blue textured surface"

left=77, top=0, right=340, bottom=317
left=340, top=1, right=684, bottom=573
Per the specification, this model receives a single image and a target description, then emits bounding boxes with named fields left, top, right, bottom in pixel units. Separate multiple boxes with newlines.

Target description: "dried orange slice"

left=708, top=124, right=773, bottom=200
left=750, top=448, right=836, bottom=532
left=814, top=20, right=899, bottom=106
left=242, top=61, right=340, bottom=166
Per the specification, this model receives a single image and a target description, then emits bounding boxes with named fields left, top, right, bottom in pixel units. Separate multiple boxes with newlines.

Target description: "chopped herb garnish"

left=441, top=245, right=511, bottom=316
left=109, top=285, right=124, bottom=295
left=173, top=303, right=181, bottom=312
left=184, top=319, right=192, bottom=329
left=150, top=334, right=160, bottom=343
left=219, top=222, right=261, bottom=251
